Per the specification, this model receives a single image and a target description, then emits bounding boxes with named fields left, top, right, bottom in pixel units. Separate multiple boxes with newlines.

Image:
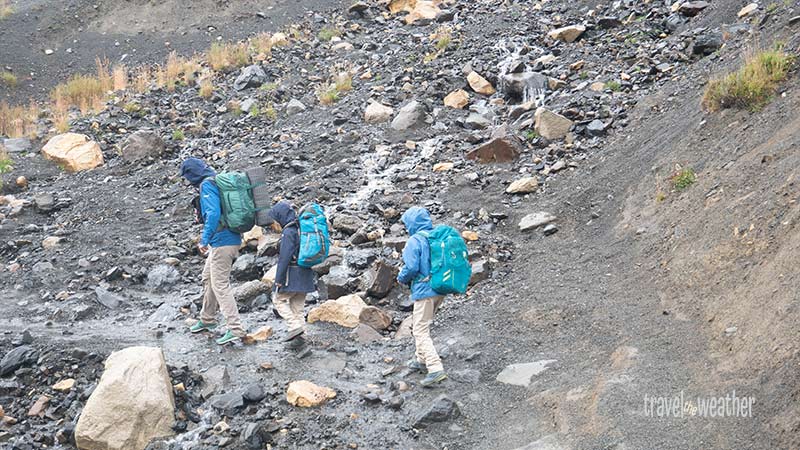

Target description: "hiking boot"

left=406, top=359, right=425, bottom=372
left=284, top=328, right=305, bottom=342
left=189, top=320, right=217, bottom=333
left=420, top=371, right=447, bottom=387
left=215, top=330, right=241, bottom=346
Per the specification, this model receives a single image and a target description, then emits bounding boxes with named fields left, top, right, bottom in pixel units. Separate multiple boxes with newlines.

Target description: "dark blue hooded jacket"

left=180, top=158, right=241, bottom=248
left=397, top=207, right=439, bottom=300
left=270, top=201, right=316, bottom=294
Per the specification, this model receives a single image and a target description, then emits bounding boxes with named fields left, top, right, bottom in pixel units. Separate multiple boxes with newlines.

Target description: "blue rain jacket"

left=180, top=158, right=241, bottom=248
left=397, top=207, right=439, bottom=301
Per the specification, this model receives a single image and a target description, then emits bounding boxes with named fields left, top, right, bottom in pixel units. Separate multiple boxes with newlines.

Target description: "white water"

left=495, top=38, right=549, bottom=106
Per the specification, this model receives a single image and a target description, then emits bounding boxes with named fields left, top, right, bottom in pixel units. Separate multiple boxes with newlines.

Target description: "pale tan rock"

left=53, top=378, right=75, bottom=392
left=270, top=32, right=289, bottom=47
left=738, top=3, right=758, bottom=17
left=433, top=162, right=454, bottom=172
left=286, top=380, right=336, bottom=407
left=443, top=89, right=469, bottom=109
left=395, top=315, right=413, bottom=340
left=242, top=226, right=263, bottom=245
left=506, top=177, right=539, bottom=194
left=590, top=82, right=606, bottom=92
left=42, top=236, right=62, bottom=250
left=534, top=107, right=574, bottom=140
left=261, top=265, right=277, bottom=288
left=75, top=347, right=175, bottom=450
left=547, top=25, right=586, bottom=43
left=27, top=396, right=50, bottom=417
left=242, top=326, right=274, bottom=345
left=467, top=71, right=496, bottom=95
left=41, top=133, right=104, bottom=172
left=364, top=102, right=394, bottom=123
left=308, top=294, right=367, bottom=328
left=461, top=230, right=479, bottom=241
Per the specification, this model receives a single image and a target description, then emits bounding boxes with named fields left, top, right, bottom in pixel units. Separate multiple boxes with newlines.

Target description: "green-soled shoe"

left=190, top=320, right=217, bottom=333
left=216, top=330, right=241, bottom=346
left=420, top=371, right=447, bottom=387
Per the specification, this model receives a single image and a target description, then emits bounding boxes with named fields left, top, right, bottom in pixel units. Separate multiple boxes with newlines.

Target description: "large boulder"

left=75, top=346, right=175, bottom=450
left=0, top=346, right=38, bottom=377
left=390, top=100, right=428, bottom=131
left=308, top=294, right=367, bottom=328
left=360, top=259, right=397, bottom=299
left=466, top=124, right=521, bottom=163
left=359, top=306, right=392, bottom=331
left=41, top=133, right=104, bottom=172
left=234, top=65, right=268, bottom=90
left=534, top=108, right=573, bottom=140
left=121, top=130, right=165, bottom=162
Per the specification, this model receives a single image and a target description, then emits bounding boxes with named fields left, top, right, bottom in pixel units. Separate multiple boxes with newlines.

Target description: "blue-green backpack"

left=296, top=203, right=330, bottom=268
left=419, top=225, right=471, bottom=295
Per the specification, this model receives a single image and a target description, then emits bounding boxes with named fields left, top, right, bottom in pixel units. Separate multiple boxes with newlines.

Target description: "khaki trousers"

left=412, top=295, right=445, bottom=373
left=274, top=291, right=306, bottom=332
left=200, top=245, right=245, bottom=336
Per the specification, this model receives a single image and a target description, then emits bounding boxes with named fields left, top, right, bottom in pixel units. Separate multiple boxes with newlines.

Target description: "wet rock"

left=95, top=287, right=124, bottom=309
left=2, top=138, right=31, bottom=153
left=519, top=212, right=557, bottom=231
left=597, top=16, right=622, bottom=29
left=692, top=33, right=722, bottom=55
left=75, top=347, right=175, bottom=449
left=496, top=360, right=557, bottom=387
left=364, top=102, right=394, bottom=124
left=321, top=266, right=355, bottom=299
left=380, top=236, right=408, bottom=251
left=359, top=306, right=392, bottom=331
left=466, top=71, right=495, bottom=95
left=241, top=422, right=272, bottom=448
left=679, top=1, right=709, bottom=17
left=469, top=259, right=490, bottom=286
left=391, top=100, right=427, bottom=131
left=308, top=294, right=367, bottom=328
left=361, top=259, right=397, bottom=298
left=506, top=177, right=539, bottom=194
left=234, top=280, right=270, bottom=303
left=234, top=65, right=268, bottom=90
left=286, top=380, right=336, bottom=407
left=534, top=108, right=573, bottom=140
left=352, top=323, right=383, bottom=343
left=41, top=133, right=104, bottom=172
left=332, top=214, right=364, bottom=235
left=0, top=346, right=38, bottom=376
left=466, top=125, right=521, bottom=163
left=547, top=25, right=585, bottom=43
left=146, top=264, right=180, bottom=290
left=122, top=130, right=165, bottom=162
left=586, top=119, right=606, bottom=136
left=465, top=113, right=491, bottom=130
left=285, top=98, right=306, bottom=115
left=501, top=71, right=548, bottom=100
left=312, top=254, right=342, bottom=275
left=443, top=89, right=469, bottom=109
left=202, top=365, right=230, bottom=399
left=413, top=395, right=460, bottom=428
left=543, top=223, right=558, bottom=236
left=232, top=254, right=259, bottom=280
left=209, top=391, right=244, bottom=413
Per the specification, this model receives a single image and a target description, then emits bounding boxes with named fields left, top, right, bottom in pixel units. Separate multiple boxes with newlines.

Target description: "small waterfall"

left=495, top=38, right=549, bottom=106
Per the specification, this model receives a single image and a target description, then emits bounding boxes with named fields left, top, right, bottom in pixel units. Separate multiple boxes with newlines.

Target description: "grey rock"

left=543, top=224, right=558, bottom=235
left=496, top=360, right=557, bottom=387
left=202, top=365, right=230, bottom=399
left=34, top=193, right=55, bottom=212
left=233, top=280, right=270, bottom=304
left=586, top=119, right=606, bottom=136
left=286, top=99, right=306, bottom=115
left=332, top=214, right=363, bottom=235
left=679, top=1, right=709, bottom=17
left=390, top=100, right=428, bottom=131
left=234, top=65, right=268, bottom=91
left=241, top=422, right=272, bottom=449
left=232, top=254, right=258, bottom=280
left=597, top=16, right=622, bottom=29
left=352, top=323, right=383, bottom=343
left=692, top=33, right=723, bottom=55
left=209, top=391, right=244, bottom=413
left=469, top=259, right=491, bottom=286
left=321, top=266, right=354, bottom=299
left=3, top=138, right=32, bottom=153
left=242, top=384, right=266, bottom=403
left=94, top=287, right=124, bottom=309
left=240, top=98, right=257, bottom=114
left=361, top=259, right=397, bottom=299
left=465, top=113, right=491, bottom=130
left=519, top=212, right=556, bottom=231
left=146, top=265, right=180, bottom=290
left=0, top=346, right=38, bottom=376
left=122, top=130, right=165, bottom=162
left=413, top=395, right=460, bottom=428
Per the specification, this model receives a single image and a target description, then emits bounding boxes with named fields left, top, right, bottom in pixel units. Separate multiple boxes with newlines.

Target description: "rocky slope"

left=1, top=0, right=800, bottom=449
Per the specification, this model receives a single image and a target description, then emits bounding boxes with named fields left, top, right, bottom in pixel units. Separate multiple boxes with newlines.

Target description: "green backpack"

left=213, top=172, right=259, bottom=233
left=418, top=225, right=471, bottom=295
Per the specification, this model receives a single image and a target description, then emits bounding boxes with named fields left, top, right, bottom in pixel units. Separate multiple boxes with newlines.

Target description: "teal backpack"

left=212, top=172, right=264, bottom=233
left=296, top=203, right=331, bottom=268
left=419, top=225, right=471, bottom=295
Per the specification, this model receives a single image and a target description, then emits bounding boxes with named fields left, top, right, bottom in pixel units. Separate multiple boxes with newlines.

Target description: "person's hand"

left=197, top=243, right=209, bottom=255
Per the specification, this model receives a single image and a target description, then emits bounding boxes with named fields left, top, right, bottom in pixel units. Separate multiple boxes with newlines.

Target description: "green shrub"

left=172, top=129, right=185, bottom=141
left=318, top=27, right=340, bottom=42
left=1, top=72, right=17, bottom=87
left=702, top=48, right=792, bottom=111
left=672, top=168, right=696, bottom=191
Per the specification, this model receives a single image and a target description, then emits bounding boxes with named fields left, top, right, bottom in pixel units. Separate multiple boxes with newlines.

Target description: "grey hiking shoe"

left=406, top=359, right=425, bottom=372
left=420, top=371, right=447, bottom=387
left=284, top=328, right=305, bottom=342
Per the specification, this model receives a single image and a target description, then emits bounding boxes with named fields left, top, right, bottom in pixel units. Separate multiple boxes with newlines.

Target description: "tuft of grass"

left=0, top=101, right=39, bottom=138
left=50, top=58, right=120, bottom=114
left=123, top=102, right=141, bottom=114
left=251, top=32, right=274, bottom=56
left=605, top=80, right=621, bottom=91
left=334, top=71, right=352, bottom=92
left=228, top=100, right=243, bottom=117
left=172, top=129, right=185, bottom=141
left=133, top=66, right=152, bottom=93
left=702, top=48, right=792, bottom=111
left=155, top=52, right=201, bottom=92
left=316, top=83, right=340, bottom=105
left=1, top=71, right=17, bottom=88
left=0, top=0, right=13, bottom=19
left=318, top=27, right=341, bottom=42
left=248, top=104, right=260, bottom=117
left=260, top=82, right=279, bottom=92
left=655, top=191, right=667, bottom=202
left=112, top=65, right=127, bottom=91
left=434, top=26, right=452, bottom=51
left=263, top=104, right=277, bottom=121
left=523, top=129, right=539, bottom=141
left=198, top=79, right=214, bottom=99
left=0, top=148, right=13, bottom=173
left=672, top=168, right=696, bottom=191
left=207, top=42, right=250, bottom=71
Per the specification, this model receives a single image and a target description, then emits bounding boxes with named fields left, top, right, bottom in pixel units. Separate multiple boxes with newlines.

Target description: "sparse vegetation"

left=605, top=80, right=621, bottom=92
left=0, top=101, right=39, bottom=138
left=207, top=42, right=250, bottom=71
left=112, top=65, right=127, bottom=91
left=251, top=32, right=274, bottom=56
left=316, top=83, right=340, bottom=105
left=702, top=47, right=792, bottom=111
left=260, top=82, right=279, bottom=92
left=198, top=79, right=214, bottom=99
left=334, top=71, right=353, bottom=92
left=155, top=52, right=201, bottom=92
left=1, top=71, right=17, bottom=88
left=50, top=58, right=123, bottom=114
left=434, top=26, right=452, bottom=51
left=248, top=104, right=260, bottom=117
left=133, top=66, right=153, bottom=93
left=672, top=168, right=696, bottom=191
left=123, top=102, right=141, bottom=114
left=655, top=191, right=667, bottom=202
left=263, top=104, right=277, bottom=121
left=523, top=129, right=539, bottom=141
left=229, top=100, right=243, bottom=117
left=172, top=129, right=185, bottom=141
left=0, top=148, right=13, bottom=174
left=318, top=27, right=341, bottom=42
left=0, top=0, right=13, bottom=19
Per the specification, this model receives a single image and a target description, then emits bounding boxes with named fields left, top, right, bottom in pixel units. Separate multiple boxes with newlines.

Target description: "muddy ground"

left=2, top=0, right=800, bottom=449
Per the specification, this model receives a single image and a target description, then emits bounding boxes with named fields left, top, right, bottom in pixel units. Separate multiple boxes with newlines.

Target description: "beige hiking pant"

left=200, top=245, right=245, bottom=336
left=412, top=295, right=445, bottom=373
left=274, top=292, right=306, bottom=332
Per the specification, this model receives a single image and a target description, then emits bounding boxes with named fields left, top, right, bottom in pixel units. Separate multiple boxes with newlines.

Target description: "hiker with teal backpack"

left=398, top=207, right=471, bottom=387
left=269, top=200, right=329, bottom=343
left=180, top=157, right=246, bottom=346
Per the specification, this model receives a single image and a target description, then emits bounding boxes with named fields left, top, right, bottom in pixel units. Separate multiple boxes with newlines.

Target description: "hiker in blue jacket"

left=180, top=157, right=245, bottom=345
left=269, top=200, right=316, bottom=342
left=397, top=206, right=447, bottom=387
